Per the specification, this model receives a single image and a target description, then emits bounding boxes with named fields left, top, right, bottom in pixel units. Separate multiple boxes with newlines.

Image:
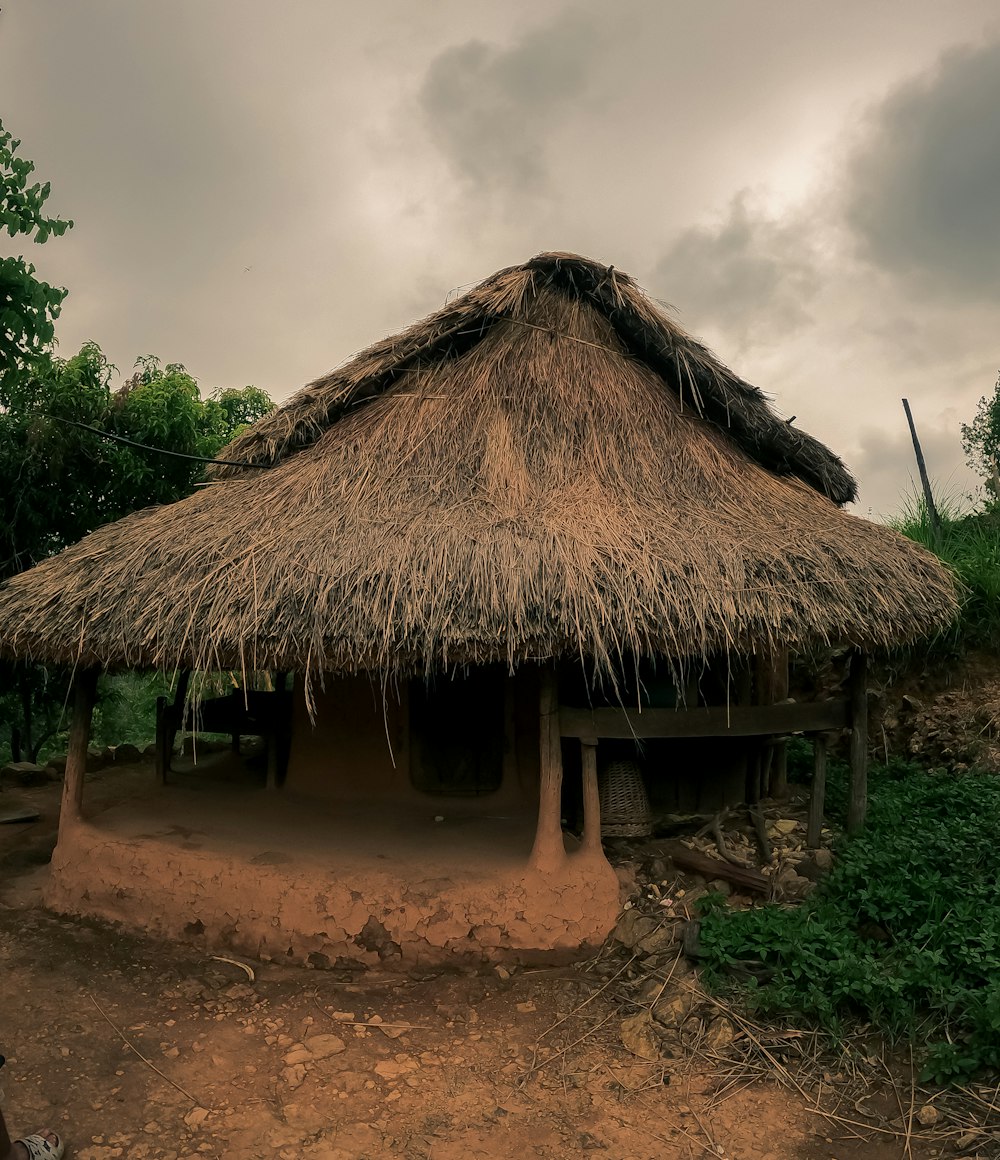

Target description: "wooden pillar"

left=770, top=649, right=790, bottom=798
left=529, top=663, right=565, bottom=872
left=806, top=733, right=828, bottom=848
left=846, top=650, right=869, bottom=835
left=266, top=671, right=288, bottom=790
left=59, top=668, right=99, bottom=837
left=755, top=648, right=790, bottom=798
left=156, top=670, right=190, bottom=784
left=580, top=739, right=602, bottom=856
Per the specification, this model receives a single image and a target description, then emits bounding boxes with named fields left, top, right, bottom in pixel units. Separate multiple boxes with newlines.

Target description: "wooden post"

left=170, top=669, right=190, bottom=769
left=806, top=733, right=828, bottom=848
left=847, top=650, right=869, bottom=835
left=580, top=739, right=602, bottom=856
left=59, top=668, right=99, bottom=837
left=529, top=664, right=565, bottom=872
left=902, top=398, right=941, bottom=541
left=266, top=671, right=289, bottom=790
left=771, top=650, right=790, bottom=798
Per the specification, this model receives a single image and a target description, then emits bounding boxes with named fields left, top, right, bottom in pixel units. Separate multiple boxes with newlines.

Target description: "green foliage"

left=89, top=672, right=172, bottom=752
left=0, top=121, right=73, bottom=375
left=961, top=372, right=1000, bottom=505
left=698, top=767, right=1000, bottom=1083
left=892, top=496, right=1000, bottom=651
left=0, top=345, right=274, bottom=579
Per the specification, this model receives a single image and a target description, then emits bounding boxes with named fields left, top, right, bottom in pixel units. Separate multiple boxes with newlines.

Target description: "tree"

left=0, top=346, right=274, bottom=759
left=961, top=372, right=1000, bottom=505
left=0, top=120, right=72, bottom=377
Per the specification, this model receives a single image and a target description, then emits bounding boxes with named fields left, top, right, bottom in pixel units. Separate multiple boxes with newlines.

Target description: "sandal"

left=13, top=1133, right=64, bottom=1159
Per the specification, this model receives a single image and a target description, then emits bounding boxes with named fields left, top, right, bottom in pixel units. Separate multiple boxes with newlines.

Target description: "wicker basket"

left=598, top=759, right=653, bottom=838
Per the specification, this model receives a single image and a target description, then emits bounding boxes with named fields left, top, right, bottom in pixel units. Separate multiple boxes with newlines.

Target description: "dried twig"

left=88, top=993, right=201, bottom=1107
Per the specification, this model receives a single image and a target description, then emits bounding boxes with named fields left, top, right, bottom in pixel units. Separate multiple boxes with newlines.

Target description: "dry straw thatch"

left=0, top=252, right=958, bottom=679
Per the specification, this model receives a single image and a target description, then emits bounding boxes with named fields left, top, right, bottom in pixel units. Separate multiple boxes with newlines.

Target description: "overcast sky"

left=2, top=1, right=998, bottom=516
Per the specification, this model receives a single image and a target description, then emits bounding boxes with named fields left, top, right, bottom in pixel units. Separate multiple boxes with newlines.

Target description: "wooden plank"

left=846, top=650, right=869, bottom=835
left=559, top=699, right=849, bottom=742
left=807, top=733, right=828, bottom=848
left=580, top=739, right=601, bottom=855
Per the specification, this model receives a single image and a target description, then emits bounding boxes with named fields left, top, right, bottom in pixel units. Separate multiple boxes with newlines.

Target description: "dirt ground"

left=0, top=769, right=973, bottom=1160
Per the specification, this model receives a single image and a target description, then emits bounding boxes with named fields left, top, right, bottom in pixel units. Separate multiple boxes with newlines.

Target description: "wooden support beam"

left=59, top=668, right=99, bottom=838
left=580, top=739, right=601, bottom=856
left=529, top=664, right=565, bottom=872
left=847, top=650, right=869, bottom=835
left=559, top=699, right=848, bottom=742
left=807, top=733, right=828, bottom=848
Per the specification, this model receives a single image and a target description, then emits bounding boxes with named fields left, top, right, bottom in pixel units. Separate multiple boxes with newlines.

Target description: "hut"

left=0, top=253, right=957, bottom=965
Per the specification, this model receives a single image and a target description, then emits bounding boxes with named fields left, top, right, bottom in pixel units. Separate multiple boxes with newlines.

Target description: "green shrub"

left=698, top=767, right=1000, bottom=1083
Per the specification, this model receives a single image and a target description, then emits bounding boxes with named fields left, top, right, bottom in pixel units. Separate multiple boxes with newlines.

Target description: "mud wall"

left=284, top=671, right=540, bottom=814
left=44, top=820, right=621, bottom=967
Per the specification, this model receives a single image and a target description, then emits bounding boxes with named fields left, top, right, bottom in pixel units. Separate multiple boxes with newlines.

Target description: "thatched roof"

left=0, top=252, right=957, bottom=678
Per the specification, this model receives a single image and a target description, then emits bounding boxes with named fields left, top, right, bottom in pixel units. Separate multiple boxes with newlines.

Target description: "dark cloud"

left=846, top=37, right=1000, bottom=298
left=650, top=193, right=822, bottom=341
left=418, top=11, right=598, bottom=193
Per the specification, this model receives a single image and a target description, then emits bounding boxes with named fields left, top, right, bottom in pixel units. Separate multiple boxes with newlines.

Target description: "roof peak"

left=213, top=253, right=857, bottom=505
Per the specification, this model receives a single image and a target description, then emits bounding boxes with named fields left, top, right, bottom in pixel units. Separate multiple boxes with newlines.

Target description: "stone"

left=303, top=1033, right=346, bottom=1059
left=142, top=743, right=157, bottom=757
left=184, top=1107, right=210, bottom=1128
left=916, top=1104, right=940, bottom=1127
left=776, top=867, right=814, bottom=900
left=651, top=988, right=700, bottom=1029
left=612, top=909, right=659, bottom=948
left=282, top=1045, right=313, bottom=1066
left=813, top=848, right=834, bottom=871
left=85, top=748, right=105, bottom=772
left=636, top=924, right=678, bottom=957
left=281, top=1063, right=306, bottom=1088
left=113, top=743, right=142, bottom=764
left=374, top=1057, right=417, bottom=1081
left=702, top=1017, right=737, bottom=1051
left=707, top=879, right=732, bottom=897
left=1, top=761, right=49, bottom=787
left=771, top=819, right=798, bottom=836
left=619, top=1011, right=661, bottom=1061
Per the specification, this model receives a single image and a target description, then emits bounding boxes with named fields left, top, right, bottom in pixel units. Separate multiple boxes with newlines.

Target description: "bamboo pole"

left=529, top=664, right=565, bottom=872
left=902, top=398, right=941, bottom=540
left=846, top=650, right=869, bottom=835
left=806, top=733, right=828, bottom=848
left=579, top=739, right=602, bottom=856
left=59, top=668, right=99, bottom=838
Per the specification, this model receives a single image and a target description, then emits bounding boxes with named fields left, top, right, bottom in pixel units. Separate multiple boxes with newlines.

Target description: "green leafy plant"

left=0, top=120, right=73, bottom=375
left=698, top=767, right=1000, bottom=1083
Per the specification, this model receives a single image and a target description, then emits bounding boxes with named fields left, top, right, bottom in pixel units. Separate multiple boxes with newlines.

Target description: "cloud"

left=845, top=36, right=1000, bottom=298
left=849, top=414, right=981, bottom=518
left=650, top=193, right=823, bottom=343
left=418, top=10, right=599, bottom=195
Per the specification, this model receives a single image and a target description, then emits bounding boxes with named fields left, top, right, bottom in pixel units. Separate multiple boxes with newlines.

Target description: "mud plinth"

left=44, top=785, right=621, bottom=966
